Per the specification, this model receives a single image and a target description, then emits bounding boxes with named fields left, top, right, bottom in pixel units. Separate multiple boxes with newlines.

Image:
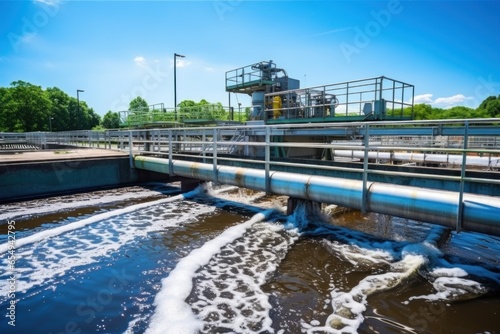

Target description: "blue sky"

left=1, top=0, right=499, bottom=116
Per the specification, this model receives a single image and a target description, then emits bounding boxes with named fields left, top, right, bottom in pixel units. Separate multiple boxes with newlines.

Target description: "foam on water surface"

left=2, top=184, right=499, bottom=333
left=145, top=208, right=298, bottom=334
left=303, top=222, right=495, bottom=333
left=0, top=184, right=173, bottom=222
left=0, top=186, right=213, bottom=302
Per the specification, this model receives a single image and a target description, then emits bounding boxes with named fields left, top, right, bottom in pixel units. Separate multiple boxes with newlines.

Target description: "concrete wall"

left=0, top=157, right=169, bottom=203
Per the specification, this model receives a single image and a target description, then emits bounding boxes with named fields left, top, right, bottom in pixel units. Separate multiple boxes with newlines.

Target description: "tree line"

left=0, top=81, right=101, bottom=132
left=409, top=96, right=500, bottom=120
left=1, top=80, right=499, bottom=132
left=122, top=96, right=249, bottom=126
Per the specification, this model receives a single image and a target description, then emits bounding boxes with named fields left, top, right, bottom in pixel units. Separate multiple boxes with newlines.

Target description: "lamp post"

left=174, top=53, right=185, bottom=121
left=49, top=116, right=54, bottom=132
left=77, top=89, right=84, bottom=129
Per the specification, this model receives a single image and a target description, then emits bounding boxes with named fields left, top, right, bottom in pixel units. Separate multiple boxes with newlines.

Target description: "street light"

left=174, top=53, right=185, bottom=121
left=49, top=116, right=54, bottom=132
left=77, top=89, right=84, bottom=129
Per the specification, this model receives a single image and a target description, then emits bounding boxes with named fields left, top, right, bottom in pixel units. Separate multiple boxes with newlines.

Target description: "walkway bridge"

left=16, top=119, right=500, bottom=236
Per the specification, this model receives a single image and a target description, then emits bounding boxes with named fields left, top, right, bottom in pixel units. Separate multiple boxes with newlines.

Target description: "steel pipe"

left=331, top=149, right=500, bottom=168
left=134, top=156, right=500, bottom=236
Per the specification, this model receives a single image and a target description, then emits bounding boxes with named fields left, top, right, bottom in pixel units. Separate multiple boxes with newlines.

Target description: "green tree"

left=477, top=95, right=500, bottom=118
left=84, top=106, right=101, bottom=130
left=178, top=99, right=228, bottom=121
left=46, top=87, right=71, bottom=131
left=0, top=81, right=101, bottom=131
left=129, top=96, right=149, bottom=112
left=0, top=87, right=17, bottom=131
left=9, top=81, right=51, bottom=132
left=411, top=104, right=433, bottom=120
left=440, top=106, right=475, bottom=119
left=102, top=111, right=120, bottom=129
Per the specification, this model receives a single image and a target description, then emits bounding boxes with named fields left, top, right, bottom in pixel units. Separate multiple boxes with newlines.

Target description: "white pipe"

left=331, top=150, right=500, bottom=168
left=134, top=156, right=500, bottom=236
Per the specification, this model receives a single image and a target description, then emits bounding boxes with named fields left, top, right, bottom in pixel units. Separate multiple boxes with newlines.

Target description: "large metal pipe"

left=331, top=149, right=500, bottom=168
left=134, top=156, right=500, bottom=236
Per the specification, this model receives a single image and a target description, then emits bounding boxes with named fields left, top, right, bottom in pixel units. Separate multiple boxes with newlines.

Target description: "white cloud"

left=34, top=0, right=63, bottom=6
left=413, top=93, right=473, bottom=108
left=134, top=56, right=146, bottom=66
left=434, top=94, right=473, bottom=107
left=413, top=93, right=434, bottom=104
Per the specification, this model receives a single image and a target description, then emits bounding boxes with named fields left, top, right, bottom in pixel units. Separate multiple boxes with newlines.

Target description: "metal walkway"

left=9, top=119, right=500, bottom=236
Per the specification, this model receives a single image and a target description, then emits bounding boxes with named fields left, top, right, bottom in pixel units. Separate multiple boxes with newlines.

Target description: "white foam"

left=303, top=225, right=451, bottom=333
left=409, top=275, right=487, bottom=302
left=0, top=185, right=171, bottom=221
left=145, top=209, right=279, bottom=334
left=306, top=254, right=424, bottom=334
left=0, top=198, right=215, bottom=300
left=0, top=186, right=203, bottom=255
left=189, top=221, right=298, bottom=333
left=322, top=239, right=394, bottom=267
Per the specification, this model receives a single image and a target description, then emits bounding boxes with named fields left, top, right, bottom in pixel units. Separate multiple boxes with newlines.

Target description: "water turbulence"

left=1, top=183, right=499, bottom=333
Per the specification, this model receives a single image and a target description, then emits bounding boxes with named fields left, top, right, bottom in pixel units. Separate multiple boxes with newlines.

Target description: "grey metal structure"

left=225, top=60, right=414, bottom=124
left=8, top=119, right=500, bottom=236
left=134, top=156, right=500, bottom=236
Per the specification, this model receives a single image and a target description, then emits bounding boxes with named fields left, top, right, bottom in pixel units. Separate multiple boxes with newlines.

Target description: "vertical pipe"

left=168, top=131, right=173, bottom=176
left=393, top=80, right=397, bottom=117
left=379, top=77, right=383, bottom=102
left=202, top=130, right=206, bottom=164
left=128, top=130, right=134, bottom=168
left=213, top=128, right=218, bottom=184
left=346, top=83, right=349, bottom=116
left=411, top=85, right=415, bottom=119
left=362, top=124, right=369, bottom=213
left=457, top=121, right=469, bottom=232
left=228, top=93, right=232, bottom=120
left=265, top=126, right=271, bottom=194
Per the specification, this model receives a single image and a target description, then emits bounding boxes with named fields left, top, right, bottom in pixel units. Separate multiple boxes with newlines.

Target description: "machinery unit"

left=225, top=60, right=300, bottom=120
left=226, top=60, right=415, bottom=124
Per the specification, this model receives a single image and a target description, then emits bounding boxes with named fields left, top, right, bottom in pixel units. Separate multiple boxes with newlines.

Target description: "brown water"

left=0, top=184, right=499, bottom=333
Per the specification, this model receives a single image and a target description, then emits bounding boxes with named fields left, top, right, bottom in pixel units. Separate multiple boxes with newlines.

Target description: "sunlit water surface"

left=1, top=183, right=499, bottom=334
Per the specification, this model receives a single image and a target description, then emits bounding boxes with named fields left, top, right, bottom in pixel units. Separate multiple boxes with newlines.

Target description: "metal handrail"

left=3, top=118, right=500, bottom=201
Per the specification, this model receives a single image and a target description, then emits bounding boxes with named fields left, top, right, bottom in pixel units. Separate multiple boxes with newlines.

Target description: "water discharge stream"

left=0, top=183, right=499, bottom=333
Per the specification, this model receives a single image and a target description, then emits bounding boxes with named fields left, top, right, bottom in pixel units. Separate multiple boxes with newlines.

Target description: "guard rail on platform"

left=3, top=119, right=500, bottom=235
left=117, top=118, right=500, bottom=235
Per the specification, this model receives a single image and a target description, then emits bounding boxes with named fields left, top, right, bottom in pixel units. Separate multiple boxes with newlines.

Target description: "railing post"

left=361, top=124, right=370, bottom=213
left=265, top=126, right=271, bottom=194
left=168, top=130, right=173, bottom=176
left=213, top=128, right=218, bottom=184
left=128, top=130, right=134, bottom=168
left=457, top=121, right=469, bottom=232
left=202, top=130, right=207, bottom=164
